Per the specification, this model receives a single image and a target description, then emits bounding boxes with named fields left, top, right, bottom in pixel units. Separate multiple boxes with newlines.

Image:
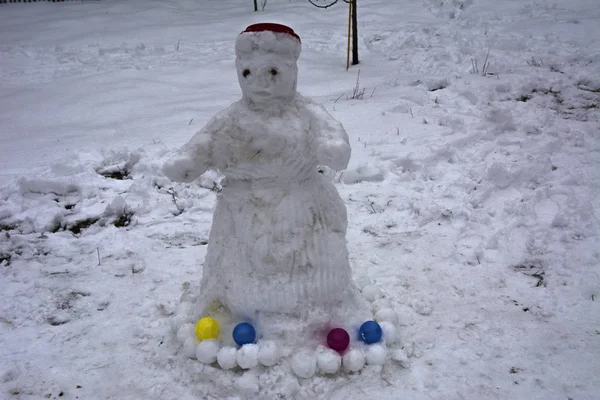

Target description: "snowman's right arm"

left=162, top=111, right=229, bottom=183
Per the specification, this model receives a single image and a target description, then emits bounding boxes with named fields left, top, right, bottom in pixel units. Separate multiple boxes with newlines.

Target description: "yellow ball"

left=195, top=317, right=219, bottom=340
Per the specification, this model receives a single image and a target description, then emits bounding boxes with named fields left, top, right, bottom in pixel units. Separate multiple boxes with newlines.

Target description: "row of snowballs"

left=175, top=319, right=401, bottom=377
left=176, top=323, right=396, bottom=377
left=171, top=277, right=407, bottom=377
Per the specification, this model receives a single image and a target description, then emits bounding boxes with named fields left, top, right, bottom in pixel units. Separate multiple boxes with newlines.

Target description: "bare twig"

left=49, top=271, right=69, bottom=276
left=97, top=248, right=101, bottom=266
left=470, top=48, right=492, bottom=76
left=526, top=57, right=543, bottom=67
left=368, top=202, right=377, bottom=213
left=349, top=69, right=366, bottom=100
left=481, top=48, right=491, bottom=75
left=167, top=188, right=181, bottom=210
left=471, top=58, right=478, bottom=74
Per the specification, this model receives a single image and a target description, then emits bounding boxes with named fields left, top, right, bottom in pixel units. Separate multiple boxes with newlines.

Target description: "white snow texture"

left=0, top=0, right=599, bottom=399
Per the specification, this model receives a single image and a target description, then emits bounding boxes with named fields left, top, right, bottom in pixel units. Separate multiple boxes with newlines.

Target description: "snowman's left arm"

left=162, top=109, right=231, bottom=183
left=306, top=101, right=351, bottom=171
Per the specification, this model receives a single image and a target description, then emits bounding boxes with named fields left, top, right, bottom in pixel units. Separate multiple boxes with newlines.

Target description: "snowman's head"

left=235, top=23, right=301, bottom=108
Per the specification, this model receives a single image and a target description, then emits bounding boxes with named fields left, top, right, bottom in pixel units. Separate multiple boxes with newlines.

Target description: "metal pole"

left=346, top=0, right=351, bottom=70
left=352, top=0, right=359, bottom=65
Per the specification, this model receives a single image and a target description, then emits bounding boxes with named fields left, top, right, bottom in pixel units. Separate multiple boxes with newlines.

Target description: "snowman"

left=163, top=24, right=371, bottom=338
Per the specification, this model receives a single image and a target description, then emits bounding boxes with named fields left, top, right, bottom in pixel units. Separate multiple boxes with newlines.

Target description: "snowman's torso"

left=212, top=100, right=316, bottom=182
left=202, top=100, right=352, bottom=315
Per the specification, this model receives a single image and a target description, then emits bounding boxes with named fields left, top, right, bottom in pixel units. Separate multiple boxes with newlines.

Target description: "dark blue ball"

left=359, top=320, right=382, bottom=344
left=232, top=322, right=256, bottom=346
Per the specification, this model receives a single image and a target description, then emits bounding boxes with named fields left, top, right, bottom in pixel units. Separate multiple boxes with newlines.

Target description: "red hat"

left=241, top=23, right=301, bottom=43
left=236, top=22, right=302, bottom=60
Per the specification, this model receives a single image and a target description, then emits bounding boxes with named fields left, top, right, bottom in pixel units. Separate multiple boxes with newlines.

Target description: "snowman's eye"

left=270, top=68, right=278, bottom=76
left=243, top=69, right=251, bottom=78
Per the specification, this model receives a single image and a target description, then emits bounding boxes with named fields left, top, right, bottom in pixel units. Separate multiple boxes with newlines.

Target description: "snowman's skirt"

left=170, top=276, right=410, bottom=379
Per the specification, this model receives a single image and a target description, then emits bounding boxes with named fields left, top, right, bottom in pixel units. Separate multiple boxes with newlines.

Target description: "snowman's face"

left=236, top=51, right=298, bottom=107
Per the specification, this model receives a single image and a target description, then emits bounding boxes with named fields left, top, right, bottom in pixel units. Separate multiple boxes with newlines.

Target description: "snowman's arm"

left=306, top=101, right=351, bottom=171
left=162, top=113, right=227, bottom=183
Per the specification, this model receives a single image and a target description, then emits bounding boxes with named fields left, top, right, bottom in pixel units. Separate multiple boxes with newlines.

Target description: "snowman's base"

left=170, top=277, right=410, bottom=378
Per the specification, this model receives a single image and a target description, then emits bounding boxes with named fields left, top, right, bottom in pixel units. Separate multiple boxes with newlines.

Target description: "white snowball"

left=374, top=308, right=397, bottom=324
left=258, top=340, right=280, bottom=367
left=291, top=350, right=317, bottom=379
left=342, top=349, right=365, bottom=372
left=196, top=339, right=220, bottom=364
left=235, top=373, right=259, bottom=394
left=171, top=315, right=187, bottom=334
left=361, top=285, right=382, bottom=302
left=177, top=323, right=195, bottom=343
left=217, top=346, right=238, bottom=370
left=316, top=347, right=341, bottom=374
left=183, top=337, right=199, bottom=359
left=380, top=321, right=397, bottom=344
left=371, top=298, right=392, bottom=313
left=237, top=344, right=259, bottom=370
left=365, top=344, right=387, bottom=365
left=355, top=275, right=373, bottom=290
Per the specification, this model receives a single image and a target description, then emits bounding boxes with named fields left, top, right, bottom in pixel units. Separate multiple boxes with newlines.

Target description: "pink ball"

left=327, top=328, right=350, bottom=353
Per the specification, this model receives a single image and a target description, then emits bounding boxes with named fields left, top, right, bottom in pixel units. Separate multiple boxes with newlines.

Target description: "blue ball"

left=232, top=322, right=256, bottom=346
left=359, top=320, right=382, bottom=344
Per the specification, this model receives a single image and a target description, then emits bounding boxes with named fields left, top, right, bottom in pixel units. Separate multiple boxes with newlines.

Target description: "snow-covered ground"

left=1, top=0, right=599, bottom=399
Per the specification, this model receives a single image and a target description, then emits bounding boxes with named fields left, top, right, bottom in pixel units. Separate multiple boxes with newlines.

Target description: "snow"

left=236, top=343, right=259, bottom=370
left=0, top=0, right=599, bottom=399
left=234, top=372, right=260, bottom=395
left=291, top=350, right=318, bottom=379
left=176, top=322, right=195, bottom=344
left=195, top=339, right=220, bottom=365
left=316, top=346, right=342, bottom=374
left=379, top=321, right=398, bottom=345
left=182, top=336, right=200, bottom=359
left=373, top=307, right=397, bottom=324
left=257, top=340, right=280, bottom=367
left=342, top=348, right=366, bottom=372
left=217, top=346, right=238, bottom=371
left=365, top=344, right=388, bottom=366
